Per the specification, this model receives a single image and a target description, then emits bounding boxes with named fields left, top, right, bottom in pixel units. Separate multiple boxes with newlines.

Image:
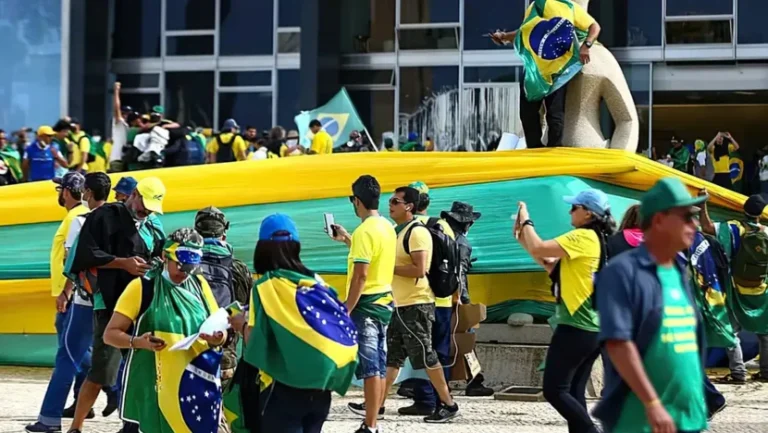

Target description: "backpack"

left=216, top=134, right=236, bottom=163
left=731, top=223, right=768, bottom=287
left=199, top=253, right=235, bottom=308
left=232, top=258, right=253, bottom=305
left=185, top=134, right=206, bottom=165
left=403, top=218, right=460, bottom=298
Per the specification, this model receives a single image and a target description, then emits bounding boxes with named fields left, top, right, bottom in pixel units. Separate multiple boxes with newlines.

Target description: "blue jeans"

left=260, top=382, right=331, bottom=433
left=411, top=306, right=452, bottom=408
left=39, top=303, right=94, bottom=426
left=704, top=375, right=725, bottom=413
left=351, top=312, right=387, bottom=380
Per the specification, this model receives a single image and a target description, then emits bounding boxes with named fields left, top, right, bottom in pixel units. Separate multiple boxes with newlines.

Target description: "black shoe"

left=103, top=389, right=119, bottom=417
left=353, top=422, right=376, bottom=433
left=713, top=374, right=747, bottom=385
left=66, top=430, right=82, bottom=433
left=423, top=402, right=459, bottom=423
left=465, top=383, right=494, bottom=397
left=708, top=401, right=727, bottom=421
left=24, top=422, right=61, bottom=433
left=347, top=402, right=384, bottom=419
left=397, top=386, right=415, bottom=399
left=62, top=403, right=95, bottom=420
left=398, top=402, right=434, bottom=416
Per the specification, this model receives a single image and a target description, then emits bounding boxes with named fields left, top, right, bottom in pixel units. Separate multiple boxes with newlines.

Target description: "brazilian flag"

left=729, top=150, right=744, bottom=193
left=244, top=269, right=358, bottom=395
left=514, top=0, right=587, bottom=101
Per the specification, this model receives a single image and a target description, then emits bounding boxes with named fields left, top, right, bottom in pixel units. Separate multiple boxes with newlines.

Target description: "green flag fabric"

left=0, top=148, right=22, bottom=182
left=294, top=88, right=366, bottom=149
left=729, top=151, right=744, bottom=193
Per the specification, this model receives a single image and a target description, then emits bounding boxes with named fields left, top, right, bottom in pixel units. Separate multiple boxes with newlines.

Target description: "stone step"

left=476, top=323, right=553, bottom=345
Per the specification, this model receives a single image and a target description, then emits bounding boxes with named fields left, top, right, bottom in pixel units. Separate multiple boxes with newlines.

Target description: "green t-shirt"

left=614, top=265, right=707, bottom=433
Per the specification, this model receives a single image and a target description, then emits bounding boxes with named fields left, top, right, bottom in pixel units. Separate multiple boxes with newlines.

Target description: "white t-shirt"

left=110, top=118, right=128, bottom=163
left=65, top=215, right=93, bottom=307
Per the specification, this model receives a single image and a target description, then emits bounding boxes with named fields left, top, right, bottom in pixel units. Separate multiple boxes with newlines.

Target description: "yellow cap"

left=37, top=125, right=55, bottom=136
left=136, top=177, right=166, bottom=214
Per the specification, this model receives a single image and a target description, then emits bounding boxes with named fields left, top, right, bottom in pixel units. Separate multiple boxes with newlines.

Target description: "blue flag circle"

left=528, top=18, right=575, bottom=60
left=319, top=117, right=341, bottom=136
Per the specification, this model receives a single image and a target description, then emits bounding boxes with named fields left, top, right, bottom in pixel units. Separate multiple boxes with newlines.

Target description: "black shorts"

left=88, top=310, right=122, bottom=386
left=386, top=303, right=439, bottom=370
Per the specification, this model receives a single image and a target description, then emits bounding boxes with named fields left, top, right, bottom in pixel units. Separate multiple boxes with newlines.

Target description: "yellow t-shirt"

left=392, top=220, right=434, bottom=307
left=50, top=204, right=89, bottom=295
left=69, top=132, right=91, bottom=170
left=114, top=276, right=219, bottom=322
left=711, top=143, right=735, bottom=174
left=310, top=130, right=333, bottom=155
left=415, top=215, right=455, bottom=307
left=206, top=133, right=248, bottom=161
left=347, top=216, right=397, bottom=296
left=553, top=228, right=600, bottom=332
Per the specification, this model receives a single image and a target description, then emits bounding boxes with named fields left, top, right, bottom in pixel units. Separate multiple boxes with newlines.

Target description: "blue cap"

left=222, top=118, right=239, bottom=132
left=113, top=176, right=138, bottom=195
left=408, top=132, right=418, bottom=141
left=259, top=213, right=300, bottom=242
left=563, top=188, right=610, bottom=217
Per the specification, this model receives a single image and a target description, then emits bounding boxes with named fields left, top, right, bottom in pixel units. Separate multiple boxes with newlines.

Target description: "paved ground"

left=2, top=367, right=768, bottom=432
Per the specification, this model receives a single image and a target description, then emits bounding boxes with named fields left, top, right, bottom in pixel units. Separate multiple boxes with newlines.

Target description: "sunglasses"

left=570, top=204, right=585, bottom=213
left=389, top=197, right=406, bottom=206
left=666, top=209, right=698, bottom=223
left=348, top=195, right=356, bottom=203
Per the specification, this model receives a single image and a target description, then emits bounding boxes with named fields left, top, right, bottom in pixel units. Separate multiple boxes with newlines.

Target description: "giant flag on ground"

left=294, top=88, right=367, bottom=148
left=514, top=0, right=587, bottom=101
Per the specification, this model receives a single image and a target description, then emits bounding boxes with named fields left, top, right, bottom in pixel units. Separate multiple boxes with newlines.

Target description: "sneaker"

left=423, top=402, right=459, bottom=424
left=62, top=403, right=95, bottom=419
left=465, top=383, right=494, bottom=397
left=397, top=402, right=434, bottom=416
left=66, top=430, right=82, bottom=433
left=708, top=401, right=727, bottom=421
left=103, top=389, right=119, bottom=417
left=713, top=374, right=747, bottom=385
left=347, top=402, right=385, bottom=419
left=353, top=422, right=378, bottom=433
left=25, top=422, right=61, bottom=433
left=396, top=386, right=415, bottom=399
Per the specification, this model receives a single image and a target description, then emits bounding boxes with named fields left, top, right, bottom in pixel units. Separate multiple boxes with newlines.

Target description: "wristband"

left=521, top=219, right=534, bottom=228
left=644, top=398, right=661, bottom=408
left=129, top=335, right=135, bottom=349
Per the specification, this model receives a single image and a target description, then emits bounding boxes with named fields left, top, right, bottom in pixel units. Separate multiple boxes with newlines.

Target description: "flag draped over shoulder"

left=122, top=275, right=223, bottom=433
left=244, top=269, right=358, bottom=395
left=514, top=0, right=586, bottom=101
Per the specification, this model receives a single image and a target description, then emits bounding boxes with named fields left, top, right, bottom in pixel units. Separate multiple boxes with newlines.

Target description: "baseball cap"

left=222, top=118, right=239, bottom=131
left=113, top=176, right=138, bottom=195
left=136, top=177, right=166, bottom=214
left=408, top=181, right=430, bottom=195
left=640, top=178, right=707, bottom=224
left=744, top=194, right=767, bottom=218
left=259, top=213, right=300, bottom=242
left=53, top=172, right=86, bottom=193
left=37, top=126, right=55, bottom=136
left=564, top=188, right=611, bottom=217
left=121, top=105, right=133, bottom=113
left=195, top=206, right=230, bottom=237
left=152, top=105, right=165, bottom=115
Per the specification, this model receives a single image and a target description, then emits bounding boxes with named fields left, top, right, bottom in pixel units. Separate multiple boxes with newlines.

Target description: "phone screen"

left=323, top=213, right=336, bottom=238
left=513, top=205, right=523, bottom=239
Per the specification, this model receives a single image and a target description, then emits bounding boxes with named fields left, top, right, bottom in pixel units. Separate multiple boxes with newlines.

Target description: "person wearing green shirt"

left=668, top=136, right=691, bottom=173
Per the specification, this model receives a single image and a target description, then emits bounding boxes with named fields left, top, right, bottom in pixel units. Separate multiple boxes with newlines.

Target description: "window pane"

left=114, top=0, right=161, bottom=58
left=464, top=0, right=526, bottom=50
left=278, top=32, right=301, bottom=53
left=118, top=93, right=161, bottom=115
left=665, top=20, right=732, bottom=44
left=279, top=0, right=302, bottom=27
left=340, top=0, right=395, bottom=53
left=165, top=72, right=214, bottom=128
left=398, top=28, right=459, bottom=50
left=666, top=0, right=732, bottom=17
left=348, top=90, right=395, bottom=146
left=167, top=35, right=214, bottom=55
left=399, top=67, right=459, bottom=150
left=116, top=74, right=160, bottom=88
left=220, top=71, right=272, bottom=87
left=463, top=67, right=520, bottom=83
left=401, top=0, right=459, bottom=24
left=277, top=70, right=301, bottom=129
left=588, top=0, right=662, bottom=47
left=738, top=0, right=768, bottom=44
left=218, top=92, right=273, bottom=133
left=0, top=0, right=61, bottom=132
left=461, top=87, right=521, bottom=151
left=340, top=70, right=394, bottom=85
left=166, top=0, right=215, bottom=30
left=220, top=0, right=273, bottom=55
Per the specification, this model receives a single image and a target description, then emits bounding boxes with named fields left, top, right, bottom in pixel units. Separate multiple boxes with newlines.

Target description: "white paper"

left=496, top=132, right=519, bottom=151
left=169, top=309, right=230, bottom=351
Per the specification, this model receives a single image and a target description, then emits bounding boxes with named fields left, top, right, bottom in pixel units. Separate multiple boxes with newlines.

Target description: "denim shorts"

left=351, top=312, right=387, bottom=380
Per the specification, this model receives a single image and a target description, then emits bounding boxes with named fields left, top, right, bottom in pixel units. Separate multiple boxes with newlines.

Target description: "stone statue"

left=562, top=0, right=639, bottom=152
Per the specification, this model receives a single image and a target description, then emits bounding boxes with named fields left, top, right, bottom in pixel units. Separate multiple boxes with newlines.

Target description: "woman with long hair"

left=606, top=203, right=643, bottom=259
left=228, top=213, right=357, bottom=433
left=515, top=189, right=615, bottom=433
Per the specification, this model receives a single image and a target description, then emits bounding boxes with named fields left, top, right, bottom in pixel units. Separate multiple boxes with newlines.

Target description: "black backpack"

left=199, top=253, right=235, bottom=308
left=403, top=218, right=461, bottom=298
left=215, top=134, right=236, bottom=163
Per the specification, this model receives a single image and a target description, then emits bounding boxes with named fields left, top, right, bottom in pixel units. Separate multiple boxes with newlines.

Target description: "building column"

left=300, top=0, right=342, bottom=108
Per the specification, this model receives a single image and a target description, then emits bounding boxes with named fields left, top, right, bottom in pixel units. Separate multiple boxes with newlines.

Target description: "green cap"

left=152, top=105, right=165, bottom=115
left=408, top=181, right=429, bottom=195
left=640, top=177, right=707, bottom=224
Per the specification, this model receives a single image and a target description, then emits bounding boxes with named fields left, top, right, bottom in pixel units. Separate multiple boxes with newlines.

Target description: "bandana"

left=164, top=240, right=203, bottom=274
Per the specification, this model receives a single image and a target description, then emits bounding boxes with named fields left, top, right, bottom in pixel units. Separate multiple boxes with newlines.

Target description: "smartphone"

left=149, top=336, right=165, bottom=345
left=323, top=213, right=337, bottom=238
left=513, top=204, right=523, bottom=239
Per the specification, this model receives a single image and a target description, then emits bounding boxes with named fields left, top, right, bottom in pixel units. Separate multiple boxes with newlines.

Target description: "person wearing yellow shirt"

left=68, top=119, right=91, bottom=173
left=308, top=119, right=334, bottom=155
left=206, top=119, right=247, bottom=163
left=707, top=131, right=739, bottom=190
left=331, top=175, right=396, bottom=433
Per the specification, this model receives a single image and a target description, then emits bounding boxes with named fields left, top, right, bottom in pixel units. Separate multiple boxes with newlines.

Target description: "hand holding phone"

left=323, top=213, right=336, bottom=238
left=513, top=203, right=523, bottom=239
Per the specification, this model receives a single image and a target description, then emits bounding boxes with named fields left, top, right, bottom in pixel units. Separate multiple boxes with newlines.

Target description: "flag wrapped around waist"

left=514, top=0, right=586, bottom=101
left=245, top=269, right=358, bottom=395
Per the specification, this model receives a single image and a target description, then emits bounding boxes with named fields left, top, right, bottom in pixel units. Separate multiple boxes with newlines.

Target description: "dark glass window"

left=340, top=70, right=394, bottom=85
left=278, top=31, right=301, bottom=53
left=398, top=28, right=459, bottom=50
left=218, top=92, right=273, bottom=132
left=401, top=0, right=459, bottom=24
left=348, top=90, right=395, bottom=146
left=666, top=0, right=732, bottom=16
left=165, top=72, right=214, bottom=128
left=220, top=0, right=274, bottom=55
left=666, top=20, right=732, bottom=44
left=166, top=0, right=215, bottom=30
left=588, top=0, right=662, bottom=47
left=464, top=0, right=526, bottom=50
left=463, top=67, right=520, bottom=83
left=339, top=0, right=395, bottom=53
left=220, top=71, right=272, bottom=87
left=399, top=67, right=459, bottom=149
left=113, top=0, right=161, bottom=58
left=116, top=74, right=160, bottom=88
left=738, top=0, right=768, bottom=44
left=166, top=36, right=215, bottom=55
left=119, top=93, right=161, bottom=115
left=277, top=69, right=301, bottom=129
left=279, top=0, right=302, bottom=27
